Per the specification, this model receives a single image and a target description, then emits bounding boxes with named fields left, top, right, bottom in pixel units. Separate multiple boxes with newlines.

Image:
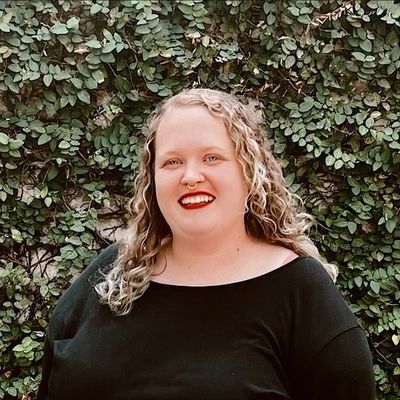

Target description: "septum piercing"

left=187, top=183, right=197, bottom=190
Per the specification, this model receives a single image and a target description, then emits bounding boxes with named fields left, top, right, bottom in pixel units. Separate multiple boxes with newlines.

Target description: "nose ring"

left=187, top=183, right=197, bottom=190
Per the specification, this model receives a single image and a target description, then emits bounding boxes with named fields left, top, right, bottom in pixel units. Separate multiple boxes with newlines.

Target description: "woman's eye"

left=164, top=159, right=180, bottom=166
left=205, top=155, right=219, bottom=162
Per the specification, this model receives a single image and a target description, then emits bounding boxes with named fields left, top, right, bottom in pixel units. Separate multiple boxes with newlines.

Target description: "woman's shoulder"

left=87, top=242, right=119, bottom=275
left=67, top=242, right=120, bottom=295
left=287, top=254, right=337, bottom=288
left=48, top=243, right=119, bottom=329
left=250, top=242, right=329, bottom=283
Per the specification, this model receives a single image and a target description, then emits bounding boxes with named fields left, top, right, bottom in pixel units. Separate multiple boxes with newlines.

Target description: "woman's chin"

left=173, top=224, right=220, bottom=239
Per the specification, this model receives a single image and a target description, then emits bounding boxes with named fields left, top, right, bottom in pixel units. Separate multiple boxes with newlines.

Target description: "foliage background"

left=0, top=0, right=399, bottom=398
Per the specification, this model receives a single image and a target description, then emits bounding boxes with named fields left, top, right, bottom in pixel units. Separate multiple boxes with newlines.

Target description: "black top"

left=37, top=243, right=376, bottom=400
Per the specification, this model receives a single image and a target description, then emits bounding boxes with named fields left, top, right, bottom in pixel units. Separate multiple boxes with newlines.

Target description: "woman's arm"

left=36, top=336, right=52, bottom=400
left=307, top=326, right=376, bottom=400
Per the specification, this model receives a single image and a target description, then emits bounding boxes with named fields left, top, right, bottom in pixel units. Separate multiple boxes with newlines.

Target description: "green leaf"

left=22, top=35, right=34, bottom=44
left=283, top=39, right=297, bottom=51
left=299, top=99, right=314, bottom=112
left=325, top=155, right=335, bottom=166
left=136, top=25, right=151, bottom=35
left=47, top=166, right=59, bottom=181
left=146, top=82, right=159, bottom=93
left=7, top=37, right=20, bottom=46
left=77, top=90, right=91, bottom=104
left=50, top=23, right=68, bottom=35
left=360, top=39, right=372, bottom=52
left=386, top=219, right=396, bottom=233
left=297, top=14, right=311, bottom=24
left=60, top=96, right=69, bottom=108
left=352, top=52, right=365, bottom=61
left=84, top=77, right=98, bottom=89
left=9, top=149, right=21, bottom=157
left=370, top=281, right=380, bottom=294
left=67, top=17, right=79, bottom=29
left=86, top=53, right=101, bottom=64
left=390, top=45, right=400, bottom=61
left=377, top=79, right=391, bottom=89
left=102, top=43, right=115, bottom=53
left=43, top=74, right=53, bottom=87
left=100, top=53, right=115, bottom=63
left=3, top=160, right=15, bottom=171
left=92, top=70, right=104, bottom=83
left=365, top=116, right=374, bottom=128
left=333, top=148, right=342, bottom=158
left=348, top=221, right=357, bottom=234
left=40, top=62, right=49, bottom=74
left=0, top=132, right=9, bottom=145
left=8, top=63, right=21, bottom=73
left=53, top=71, right=71, bottom=81
left=40, top=285, right=49, bottom=297
left=334, top=114, right=346, bottom=125
left=334, top=159, right=344, bottom=169
left=67, top=236, right=82, bottom=246
left=288, top=6, right=300, bottom=16
left=363, top=193, right=375, bottom=206
left=285, top=55, right=296, bottom=69
left=354, top=276, right=362, bottom=287
left=11, top=228, right=23, bottom=243
left=86, top=40, right=102, bottom=49
left=58, top=140, right=70, bottom=149
left=38, top=133, right=51, bottom=145
left=322, top=44, right=334, bottom=53
left=178, top=3, right=193, bottom=15
left=285, top=102, right=298, bottom=110
left=90, top=3, right=103, bottom=14
left=369, top=304, right=380, bottom=314
left=70, top=78, right=83, bottom=88
left=0, top=22, right=10, bottom=32
left=270, top=120, right=279, bottom=128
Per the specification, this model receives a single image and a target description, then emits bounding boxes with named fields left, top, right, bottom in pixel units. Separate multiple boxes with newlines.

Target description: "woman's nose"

left=180, top=162, right=205, bottom=186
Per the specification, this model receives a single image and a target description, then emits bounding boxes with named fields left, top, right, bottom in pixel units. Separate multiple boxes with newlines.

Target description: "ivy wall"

left=0, top=0, right=399, bottom=399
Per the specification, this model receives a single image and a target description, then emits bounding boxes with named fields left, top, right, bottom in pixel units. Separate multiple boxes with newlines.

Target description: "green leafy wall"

left=0, top=0, right=399, bottom=398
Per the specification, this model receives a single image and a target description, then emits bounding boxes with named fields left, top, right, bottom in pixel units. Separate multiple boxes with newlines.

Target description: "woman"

left=37, top=88, right=375, bottom=399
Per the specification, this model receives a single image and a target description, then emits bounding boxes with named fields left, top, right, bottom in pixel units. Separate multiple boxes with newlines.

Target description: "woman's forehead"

left=155, top=105, right=229, bottom=146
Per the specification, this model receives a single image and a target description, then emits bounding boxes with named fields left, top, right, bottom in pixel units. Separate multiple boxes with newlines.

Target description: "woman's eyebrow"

left=159, top=146, right=227, bottom=157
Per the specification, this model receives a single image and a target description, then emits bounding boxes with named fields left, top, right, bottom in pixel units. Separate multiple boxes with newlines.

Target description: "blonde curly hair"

left=95, top=88, right=338, bottom=316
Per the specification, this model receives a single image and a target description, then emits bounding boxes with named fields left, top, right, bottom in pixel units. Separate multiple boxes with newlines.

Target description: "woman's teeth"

left=181, top=195, right=215, bottom=205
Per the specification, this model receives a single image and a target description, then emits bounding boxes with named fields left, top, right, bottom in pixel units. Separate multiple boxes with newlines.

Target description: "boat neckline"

left=149, top=255, right=310, bottom=288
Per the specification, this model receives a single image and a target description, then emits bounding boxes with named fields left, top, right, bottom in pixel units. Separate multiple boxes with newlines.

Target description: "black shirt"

left=37, top=243, right=376, bottom=399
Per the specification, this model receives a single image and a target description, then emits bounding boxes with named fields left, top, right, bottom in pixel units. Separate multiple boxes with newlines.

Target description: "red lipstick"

left=178, top=191, right=215, bottom=203
left=178, top=191, right=216, bottom=210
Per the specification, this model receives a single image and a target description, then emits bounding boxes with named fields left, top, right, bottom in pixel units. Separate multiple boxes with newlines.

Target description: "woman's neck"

left=153, top=232, right=263, bottom=284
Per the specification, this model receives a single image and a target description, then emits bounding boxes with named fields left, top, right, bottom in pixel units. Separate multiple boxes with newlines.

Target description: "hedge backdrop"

left=0, top=0, right=399, bottom=398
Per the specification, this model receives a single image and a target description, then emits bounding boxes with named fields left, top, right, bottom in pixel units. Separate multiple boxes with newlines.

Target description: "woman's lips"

left=178, top=191, right=215, bottom=203
left=180, top=199, right=215, bottom=210
left=178, top=191, right=216, bottom=210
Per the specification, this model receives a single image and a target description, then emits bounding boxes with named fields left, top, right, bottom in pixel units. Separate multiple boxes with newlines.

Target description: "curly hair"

left=95, top=88, right=338, bottom=316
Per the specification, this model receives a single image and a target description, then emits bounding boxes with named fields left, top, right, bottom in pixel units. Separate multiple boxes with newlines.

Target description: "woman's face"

left=154, top=104, right=248, bottom=240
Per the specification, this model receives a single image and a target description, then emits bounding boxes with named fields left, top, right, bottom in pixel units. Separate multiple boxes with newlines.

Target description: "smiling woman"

left=153, top=104, right=248, bottom=248
left=37, top=88, right=376, bottom=400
